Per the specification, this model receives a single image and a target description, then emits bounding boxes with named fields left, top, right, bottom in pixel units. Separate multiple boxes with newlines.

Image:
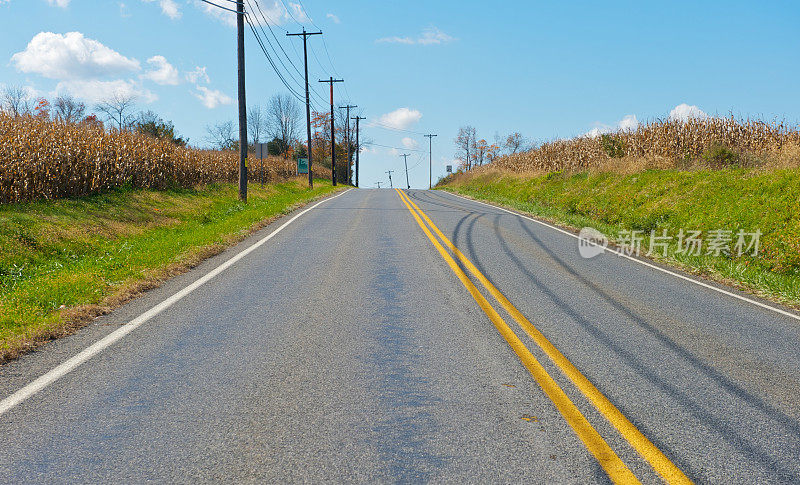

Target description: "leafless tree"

left=205, top=120, right=237, bottom=151
left=455, top=125, right=477, bottom=170
left=53, top=94, right=86, bottom=123
left=2, top=85, right=32, bottom=117
left=503, top=132, right=528, bottom=154
left=266, top=93, right=301, bottom=149
left=95, top=93, right=137, bottom=131
left=247, top=105, right=265, bottom=147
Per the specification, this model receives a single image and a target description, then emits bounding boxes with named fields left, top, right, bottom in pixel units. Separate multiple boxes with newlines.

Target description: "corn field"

left=489, top=117, right=800, bottom=174
left=0, top=113, right=299, bottom=204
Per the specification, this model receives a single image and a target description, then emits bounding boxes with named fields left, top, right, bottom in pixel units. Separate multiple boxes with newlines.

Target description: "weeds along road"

left=1, top=188, right=800, bottom=483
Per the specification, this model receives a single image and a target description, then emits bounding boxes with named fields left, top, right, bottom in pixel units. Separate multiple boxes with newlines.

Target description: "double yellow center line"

left=395, top=189, right=690, bottom=485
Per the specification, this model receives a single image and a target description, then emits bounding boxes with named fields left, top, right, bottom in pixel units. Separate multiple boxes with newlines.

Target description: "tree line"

left=454, top=126, right=531, bottom=171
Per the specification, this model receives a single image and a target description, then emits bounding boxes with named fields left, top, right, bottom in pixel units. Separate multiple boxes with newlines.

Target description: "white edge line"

left=441, top=190, right=800, bottom=323
left=0, top=188, right=353, bottom=417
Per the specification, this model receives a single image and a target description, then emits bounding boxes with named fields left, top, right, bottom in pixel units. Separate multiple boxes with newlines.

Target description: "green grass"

left=438, top=169, right=800, bottom=307
left=0, top=179, right=343, bottom=360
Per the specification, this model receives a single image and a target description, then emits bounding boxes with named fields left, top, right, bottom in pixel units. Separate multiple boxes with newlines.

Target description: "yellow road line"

left=394, top=188, right=640, bottom=484
left=398, top=189, right=691, bottom=484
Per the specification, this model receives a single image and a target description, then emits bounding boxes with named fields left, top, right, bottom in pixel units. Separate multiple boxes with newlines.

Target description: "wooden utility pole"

left=424, top=134, right=437, bottom=189
left=352, top=116, right=365, bottom=188
left=401, top=154, right=411, bottom=190
left=318, top=77, right=344, bottom=185
left=287, top=28, right=322, bottom=188
left=236, top=0, right=247, bottom=201
left=339, top=104, right=357, bottom=185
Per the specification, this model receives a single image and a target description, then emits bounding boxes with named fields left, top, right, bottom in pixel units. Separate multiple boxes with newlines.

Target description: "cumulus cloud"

left=376, top=108, right=422, bottom=130
left=377, top=27, right=455, bottom=45
left=618, top=114, right=639, bottom=131
left=326, top=13, right=340, bottom=23
left=196, top=0, right=308, bottom=27
left=142, top=55, right=179, bottom=85
left=186, top=66, right=210, bottom=84
left=193, top=86, right=233, bottom=109
left=584, top=114, right=639, bottom=138
left=142, top=0, right=181, bottom=19
left=401, top=137, right=418, bottom=149
left=55, top=79, right=156, bottom=104
left=669, top=103, right=708, bottom=122
left=47, top=0, right=70, bottom=7
left=11, top=32, right=140, bottom=80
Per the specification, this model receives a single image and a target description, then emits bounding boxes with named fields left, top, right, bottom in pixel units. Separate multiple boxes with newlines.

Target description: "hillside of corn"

left=0, top=179, right=343, bottom=362
left=0, top=112, right=303, bottom=204
left=438, top=117, right=800, bottom=308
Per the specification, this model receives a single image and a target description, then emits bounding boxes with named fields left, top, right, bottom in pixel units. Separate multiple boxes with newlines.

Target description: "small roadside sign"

left=298, top=157, right=309, bottom=174
left=255, top=143, right=268, bottom=159
left=446, top=165, right=453, bottom=173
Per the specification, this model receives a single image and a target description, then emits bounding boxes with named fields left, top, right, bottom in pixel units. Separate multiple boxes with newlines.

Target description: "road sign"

left=255, top=143, right=268, bottom=159
left=298, top=157, right=309, bottom=174
left=446, top=165, right=453, bottom=173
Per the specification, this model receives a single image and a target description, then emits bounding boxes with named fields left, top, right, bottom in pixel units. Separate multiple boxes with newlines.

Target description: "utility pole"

left=400, top=154, right=411, bottom=190
left=424, top=134, right=437, bottom=189
left=376, top=182, right=381, bottom=189
left=339, top=104, right=357, bottom=185
left=319, top=77, right=344, bottom=185
left=287, top=28, right=322, bottom=188
left=352, top=116, right=365, bottom=188
left=236, top=0, right=247, bottom=201
left=386, top=170, right=394, bottom=188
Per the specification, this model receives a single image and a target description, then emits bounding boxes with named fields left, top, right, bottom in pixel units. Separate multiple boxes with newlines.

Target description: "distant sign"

left=298, top=157, right=309, bottom=174
left=255, top=143, right=268, bottom=159
left=446, top=165, right=453, bottom=173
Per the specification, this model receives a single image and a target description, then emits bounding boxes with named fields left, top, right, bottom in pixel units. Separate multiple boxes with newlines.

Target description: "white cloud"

left=55, top=79, right=156, bottom=104
left=584, top=115, right=638, bottom=137
left=142, top=0, right=181, bottom=19
left=401, top=137, right=418, bottom=149
left=11, top=32, right=140, bottom=80
left=618, top=114, right=639, bottom=131
left=186, top=66, right=210, bottom=84
left=377, top=27, right=455, bottom=45
left=196, top=0, right=308, bottom=27
left=376, top=108, right=422, bottom=130
left=669, top=103, right=708, bottom=122
left=193, top=86, right=233, bottom=109
left=142, top=55, right=179, bottom=85
left=326, top=13, right=340, bottom=23
left=47, top=0, right=70, bottom=7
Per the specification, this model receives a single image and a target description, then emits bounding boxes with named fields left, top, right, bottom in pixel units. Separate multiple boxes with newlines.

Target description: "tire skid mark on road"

left=394, top=188, right=643, bottom=485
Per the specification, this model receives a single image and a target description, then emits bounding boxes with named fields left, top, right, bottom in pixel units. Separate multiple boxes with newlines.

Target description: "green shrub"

left=600, top=134, right=625, bottom=158
left=701, top=143, right=740, bottom=167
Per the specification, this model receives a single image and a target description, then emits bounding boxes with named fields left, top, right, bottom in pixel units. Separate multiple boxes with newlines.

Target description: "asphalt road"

left=1, top=188, right=799, bottom=483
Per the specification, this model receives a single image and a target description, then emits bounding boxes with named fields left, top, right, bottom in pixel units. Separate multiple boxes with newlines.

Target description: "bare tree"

left=266, top=93, right=301, bottom=150
left=53, top=94, right=86, bottom=123
left=2, top=85, right=32, bottom=117
left=504, top=132, right=528, bottom=154
left=205, top=120, right=237, bottom=150
left=455, top=125, right=477, bottom=170
left=247, top=105, right=265, bottom=146
left=95, top=93, right=137, bottom=131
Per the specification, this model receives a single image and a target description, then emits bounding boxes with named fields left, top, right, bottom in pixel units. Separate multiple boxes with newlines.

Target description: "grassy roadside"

left=0, top=179, right=343, bottom=362
left=438, top=169, right=800, bottom=308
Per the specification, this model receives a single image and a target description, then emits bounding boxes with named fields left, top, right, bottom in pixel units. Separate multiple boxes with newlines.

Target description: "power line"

left=362, top=142, right=425, bottom=153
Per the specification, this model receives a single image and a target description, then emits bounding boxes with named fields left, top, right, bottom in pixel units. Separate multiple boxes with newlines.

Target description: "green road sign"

left=298, top=157, right=309, bottom=174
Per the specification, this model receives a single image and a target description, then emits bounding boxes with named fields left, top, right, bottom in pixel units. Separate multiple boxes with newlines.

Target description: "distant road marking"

left=395, top=189, right=641, bottom=484
left=0, top=188, right=353, bottom=418
left=402, top=190, right=691, bottom=484
left=441, top=190, right=800, bottom=323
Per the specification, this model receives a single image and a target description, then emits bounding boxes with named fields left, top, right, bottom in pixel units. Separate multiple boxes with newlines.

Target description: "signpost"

left=255, top=143, right=268, bottom=186
left=298, top=157, right=309, bottom=175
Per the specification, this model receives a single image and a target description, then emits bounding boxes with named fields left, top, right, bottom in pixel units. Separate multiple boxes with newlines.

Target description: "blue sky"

left=1, top=0, right=799, bottom=188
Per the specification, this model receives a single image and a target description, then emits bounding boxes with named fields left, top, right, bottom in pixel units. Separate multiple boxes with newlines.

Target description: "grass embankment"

left=0, top=179, right=342, bottom=362
left=439, top=169, right=800, bottom=308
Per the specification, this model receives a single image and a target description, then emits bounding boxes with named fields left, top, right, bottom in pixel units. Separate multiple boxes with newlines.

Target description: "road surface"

left=1, top=188, right=799, bottom=483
